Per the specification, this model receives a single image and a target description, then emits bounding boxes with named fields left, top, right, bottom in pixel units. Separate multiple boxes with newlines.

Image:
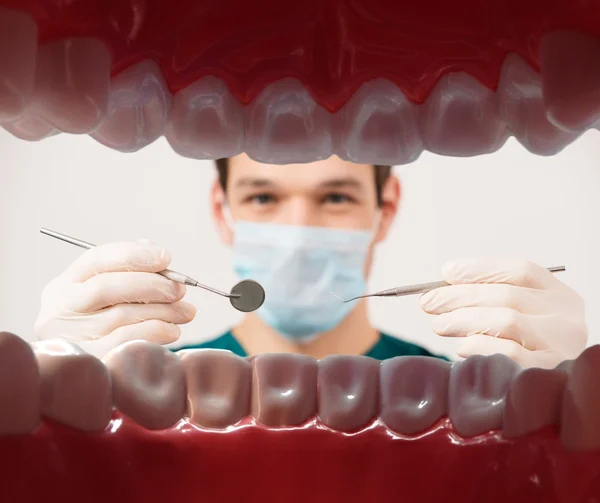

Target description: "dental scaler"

left=333, top=266, right=566, bottom=303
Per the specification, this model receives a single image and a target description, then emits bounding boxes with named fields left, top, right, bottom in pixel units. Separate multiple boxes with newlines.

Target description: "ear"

left=374, top=174, right=401, bottom=243
left=210, top=178, right=234, bottom=246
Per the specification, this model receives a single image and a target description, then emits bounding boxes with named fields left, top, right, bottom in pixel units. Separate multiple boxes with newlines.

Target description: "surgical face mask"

left=229, top=215, right=378, bottom=342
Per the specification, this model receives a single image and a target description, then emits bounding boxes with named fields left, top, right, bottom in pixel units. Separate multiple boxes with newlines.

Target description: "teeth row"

left=2, top=331, right=599, bottom=451
left=1, top=8, right=599, bottom=161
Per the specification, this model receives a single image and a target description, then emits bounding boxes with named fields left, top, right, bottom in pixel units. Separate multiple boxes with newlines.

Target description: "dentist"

left=34, top=155, right=588, bottom=368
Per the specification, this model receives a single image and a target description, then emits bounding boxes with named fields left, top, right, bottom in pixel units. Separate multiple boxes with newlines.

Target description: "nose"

left=282, top=198, right=320, bottom=227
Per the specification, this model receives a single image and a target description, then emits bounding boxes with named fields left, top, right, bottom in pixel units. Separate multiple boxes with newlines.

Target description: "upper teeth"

left=1, top=7, right=599, bottom=164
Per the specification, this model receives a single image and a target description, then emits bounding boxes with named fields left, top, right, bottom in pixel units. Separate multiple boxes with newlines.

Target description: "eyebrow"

left=319, top=177, right=364, bottom=190
left=234, top=177, right=365, bottom=190
left=234, top=177, right=277, bottom=188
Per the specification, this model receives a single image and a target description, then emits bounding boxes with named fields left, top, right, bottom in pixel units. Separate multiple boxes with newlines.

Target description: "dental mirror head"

left=229, top=279, right=265, bottom=313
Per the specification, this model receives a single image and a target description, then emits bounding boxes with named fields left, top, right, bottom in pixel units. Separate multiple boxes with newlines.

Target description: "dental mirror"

left=229, top=279, right=266, bottom=313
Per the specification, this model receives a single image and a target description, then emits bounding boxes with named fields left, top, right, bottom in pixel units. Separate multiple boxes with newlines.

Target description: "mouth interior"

left=0, top=3, right=599, bottom=162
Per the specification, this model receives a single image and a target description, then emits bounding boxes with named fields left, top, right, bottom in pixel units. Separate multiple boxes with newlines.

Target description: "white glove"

left=35, top=239, right=196, bottom=359
left=420, top=257, right=588, bottom=369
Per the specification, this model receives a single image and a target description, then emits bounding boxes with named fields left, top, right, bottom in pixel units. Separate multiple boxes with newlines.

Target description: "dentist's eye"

left=323, top=193, right=355, bottom=205
left=247, top=193, right=277, bottom=205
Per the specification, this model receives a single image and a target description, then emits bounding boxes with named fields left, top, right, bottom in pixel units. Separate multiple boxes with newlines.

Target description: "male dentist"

left=35, top=155, right=588, bottom=368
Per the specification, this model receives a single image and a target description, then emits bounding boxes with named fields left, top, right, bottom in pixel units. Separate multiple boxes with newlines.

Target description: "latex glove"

left=420, top=257, right=588, bottom=369
left=35, top=240, right=196, bottom=359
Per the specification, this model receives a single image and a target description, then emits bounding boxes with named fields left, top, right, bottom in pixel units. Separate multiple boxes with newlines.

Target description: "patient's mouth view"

left=1, top=0, right=600, bottom=501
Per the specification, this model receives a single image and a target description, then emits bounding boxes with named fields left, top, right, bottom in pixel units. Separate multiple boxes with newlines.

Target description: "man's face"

left=224, top=154, right=385, bottom=228
left=211, top=154, right=401, bottom=275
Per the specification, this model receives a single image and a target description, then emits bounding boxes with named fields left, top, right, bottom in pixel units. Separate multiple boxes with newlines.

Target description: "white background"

left=1, top=129, right=599, bottom=358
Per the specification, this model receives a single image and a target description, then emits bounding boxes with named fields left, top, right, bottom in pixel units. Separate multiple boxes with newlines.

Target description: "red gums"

left=0, top=413, right=599, bottom=502
left=0, top=0, right=599, bottom=112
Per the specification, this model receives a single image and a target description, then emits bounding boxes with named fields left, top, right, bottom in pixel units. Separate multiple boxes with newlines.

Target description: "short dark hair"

left=214, top=158, right=392, bottom=206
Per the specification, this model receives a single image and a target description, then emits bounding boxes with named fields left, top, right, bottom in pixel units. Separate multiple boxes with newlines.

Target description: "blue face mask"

left=231, top=220, right=374, bottom=342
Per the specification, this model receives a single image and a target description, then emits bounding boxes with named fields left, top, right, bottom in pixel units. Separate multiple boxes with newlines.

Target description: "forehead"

left=227, top=154, right=374, bottom=188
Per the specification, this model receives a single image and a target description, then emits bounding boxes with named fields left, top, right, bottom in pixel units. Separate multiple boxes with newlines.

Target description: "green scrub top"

left=174, top=331, right=449, bottom=361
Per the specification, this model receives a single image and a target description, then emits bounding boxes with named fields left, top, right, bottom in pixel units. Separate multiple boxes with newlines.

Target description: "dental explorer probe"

left=40, top=228, right=265, bottom=313
left=332, top=265, right=566, bottom=303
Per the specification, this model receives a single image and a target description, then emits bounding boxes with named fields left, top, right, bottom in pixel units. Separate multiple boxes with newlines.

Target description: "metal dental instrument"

left=332, top=265, right=567, bottom=303
left=40, top=227, right=265, bottom=313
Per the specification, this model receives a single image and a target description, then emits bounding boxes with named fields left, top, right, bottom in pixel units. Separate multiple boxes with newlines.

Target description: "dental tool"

left=39, top=227, right=265, bottom=313
left=331, top=265, right=567, bottom=303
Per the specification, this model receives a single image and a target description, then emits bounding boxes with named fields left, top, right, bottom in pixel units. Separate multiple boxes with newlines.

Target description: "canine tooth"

left=561, top=345, right=600, bottom=451
left=33, top=339, right=112, bottom=432
left=245, top=78, right=332, bottom=163
left=420, top=72, right=507, bottom=156
left=92, top=61, right=172, bottom=152
left=180, top=350, right=251, bottom=429
left=0, top=8, right=37, bottom=122
left=541, top=31, right=600, bottom=133
left=498, top=54, right=579, bottom=155
left=503, top=367, right=566, bottom=438
left=448, top=354, right=520, bottom=437
left=2, top=114, right=58, bottom=141
left=251, top=354, right=317, bottom=427
left=34, top=38, right=111, bottom=134
left=380, top=356, right=450, bottom=435
left=166, top=76, right=244, bottom=159
left=317, top=355, right=379, bottom=431
left=336, top=79, right=422, bottom=165
left=0, top=332, right=39, bottom=434
left=103, top=341, right=186, bottom=430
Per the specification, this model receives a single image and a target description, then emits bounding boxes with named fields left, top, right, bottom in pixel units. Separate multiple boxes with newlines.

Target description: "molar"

left=103, top=341, right=186, bottom=430
left=0, top=332, right=39, bottom=434
left=540, top=31, right=600, bottom=132
left=180, top=349, right=251, bottom=429
left=317, top=355, right=379, bottom=432
left=33, top=339, right=112, bottom=432
left=448, top=354, right=520, bottom=437
left=380, top=356, right=450, bottom=435
left=251, top=353, right=317, bottom=427
left=2, top=114, right=58, bottom=141
left=33, top=37, right=111, bottom=134
left=0, top=8, right=37, bottom=122
left=497, top=54, right=579, bottom=156
left=560, top=345, right=600, bottom=451
left=503, top=366, right=567, bottom=438
left=556, top=359, right=575, bottom=373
